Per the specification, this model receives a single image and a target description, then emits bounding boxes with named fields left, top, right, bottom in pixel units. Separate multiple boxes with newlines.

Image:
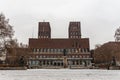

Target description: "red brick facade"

left=28, top=22, right=92, bottom=69
left=29, top=38, right=89, bottom=49
left=38, top=22, right=51, bottom=38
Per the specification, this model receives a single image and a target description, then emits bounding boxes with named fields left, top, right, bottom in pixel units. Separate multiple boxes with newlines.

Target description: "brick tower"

left=38, top=22, right=51, bottom=38
left=69, top=22, right=81, bottom=38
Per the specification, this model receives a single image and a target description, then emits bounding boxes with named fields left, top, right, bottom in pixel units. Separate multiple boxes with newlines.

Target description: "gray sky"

left=0, top=0, right=120, bottom=49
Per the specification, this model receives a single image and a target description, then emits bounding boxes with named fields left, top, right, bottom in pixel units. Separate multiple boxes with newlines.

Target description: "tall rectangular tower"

left=38, top=22, right=51, bottom=38
left=69, top=22, right=81, bottom=38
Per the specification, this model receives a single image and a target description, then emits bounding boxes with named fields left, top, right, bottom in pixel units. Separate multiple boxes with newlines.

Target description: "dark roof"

left=29, top=38, right=89, bottom=48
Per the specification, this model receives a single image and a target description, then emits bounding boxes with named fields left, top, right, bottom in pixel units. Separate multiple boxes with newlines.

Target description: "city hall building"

left=28, top=21, right=92, bottom=68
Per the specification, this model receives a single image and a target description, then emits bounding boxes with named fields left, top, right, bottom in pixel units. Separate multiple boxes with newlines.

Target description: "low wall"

left=109, top=66, right=120, bottom=70
left=0, top=67, right=27, bottom=70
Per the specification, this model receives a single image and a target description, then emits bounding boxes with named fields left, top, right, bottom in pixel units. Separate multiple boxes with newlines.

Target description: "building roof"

left=29, top=38, right=89, bottom=49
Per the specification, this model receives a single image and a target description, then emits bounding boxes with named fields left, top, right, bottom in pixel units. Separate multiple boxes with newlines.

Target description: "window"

left=72, top=49, right=74, bottom=53
left=87, top=48, right=89, bottom=52
left=37, top=49, right=39, bottom=52
left=39, top=49, right=41, bottom=52
left=82, top=49, right=85, bottom=53
left=79, top=48, right=81, bottom=52
left=80, top=61, right=82, bottom=65
left=36, top=55, right=38, bottom=58
left=48, top=49, right=50, bottom=52
left=54, top=49, right=57, bottom=52
left=75, top=49, right=78, bottom=53
left=60, top=49, right=63, bottom=52
left=87, top=55, right=89, bottom=58
left=68, top=56, right=71, bottom=58
left=84, top=49, right=87, bottom=53
left=36, top=61, right=39, bottom=65
left=57, top=49, right=60, bottom=52
left=33, top=48, right=36, bottom=52
left=51, top=49, right=53, bottom=52
left=75, top=32, right=78, bottom=35
left=72, top=56, right=75, bottom=58
left=42, top=48, right=44, bottom=52
left=81, top=49, right=82, bottom=52
left=74, top=49, right=76, bottom=52
left=44, top=36, right=46, bottom=38
left=79, top=55, right=82, bottom=58
left=32, top=61, right=35, bottom=65
left=44, top=48, right=47, bottom=52
left=67, top=49, right=70, bottom=52
left=40, top=48, right=43, bottom=52
left=76, top=55, right=78, bottom=58
left=73, top=32, right=75, bottom=35
left=40, top=55, right=42, bottom=58
left=43, top=55, right=46, bottom=58
left=29, top=61, right=31, bottom=65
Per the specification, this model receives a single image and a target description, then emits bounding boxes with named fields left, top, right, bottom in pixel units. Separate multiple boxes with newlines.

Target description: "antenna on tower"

left=32, top=27, right=34, bottom=38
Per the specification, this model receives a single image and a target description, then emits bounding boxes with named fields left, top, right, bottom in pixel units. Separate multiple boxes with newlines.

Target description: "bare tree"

left=0, top=13, right=14, bottom=62
left=94, top=42, right=120, bottom=68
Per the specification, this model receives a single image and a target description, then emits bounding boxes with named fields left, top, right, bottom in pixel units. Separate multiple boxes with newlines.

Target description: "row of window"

left=38, top=36, right=49, bottom=38
left=70, top=32, right=80, bottom=35
left=70, top=36, right=80, bottom=38
left=33, top=48, right=89, bottom=53
left=29, top=55, right=90, bottom=59
left=29, top=60, right=90, bottom=66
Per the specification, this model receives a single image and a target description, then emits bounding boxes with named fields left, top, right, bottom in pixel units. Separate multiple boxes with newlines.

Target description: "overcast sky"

left=0, top=0, right=120, bottom=49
